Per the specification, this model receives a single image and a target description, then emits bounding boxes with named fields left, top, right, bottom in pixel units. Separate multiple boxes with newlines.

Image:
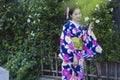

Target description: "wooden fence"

left=84, top=59, right=120, bottom=80
left=40, top=53, right=120, bottom=80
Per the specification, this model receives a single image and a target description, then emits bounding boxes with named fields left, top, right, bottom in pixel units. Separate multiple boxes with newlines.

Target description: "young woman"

left=59, top=7, right=103, bottom=80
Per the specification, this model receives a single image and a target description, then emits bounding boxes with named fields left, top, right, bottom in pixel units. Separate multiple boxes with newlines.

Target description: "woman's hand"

left=88, top=22, right=97, bottom=40
left=58, top=53, right=63, bottom=60
left=89, top=22, right=94, bottom=31
left=73, top=54, right=79, bottom=67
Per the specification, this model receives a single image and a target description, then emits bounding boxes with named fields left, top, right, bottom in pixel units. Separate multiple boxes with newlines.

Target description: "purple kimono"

left=60, top=20, right=103, bottom=80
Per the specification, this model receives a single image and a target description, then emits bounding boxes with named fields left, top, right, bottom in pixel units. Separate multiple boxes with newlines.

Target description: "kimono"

left=59, top=20, right=103, bottom=80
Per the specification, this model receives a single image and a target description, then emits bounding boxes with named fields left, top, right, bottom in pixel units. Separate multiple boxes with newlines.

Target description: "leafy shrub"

left=0, top=0, right=65, bottom=80
left=90, top=0, right=120, bottom=61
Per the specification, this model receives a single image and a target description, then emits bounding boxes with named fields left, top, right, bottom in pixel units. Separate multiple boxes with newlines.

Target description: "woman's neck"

left=71, top=20, right=79, bottom=26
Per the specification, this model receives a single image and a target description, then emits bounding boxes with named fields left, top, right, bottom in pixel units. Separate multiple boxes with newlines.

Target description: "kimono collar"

left=70, top=20, right=81, bottom=28
left=70, top=20, right=83, bottom=28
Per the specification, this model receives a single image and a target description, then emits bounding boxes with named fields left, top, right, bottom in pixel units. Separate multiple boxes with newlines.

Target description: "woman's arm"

left=60, top=25, right=75, bottom=63
left=88, top=22, right=97, bottom=40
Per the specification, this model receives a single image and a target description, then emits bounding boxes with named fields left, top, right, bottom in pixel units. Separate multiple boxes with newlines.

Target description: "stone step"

left=0, top=67, right=9, bottom=80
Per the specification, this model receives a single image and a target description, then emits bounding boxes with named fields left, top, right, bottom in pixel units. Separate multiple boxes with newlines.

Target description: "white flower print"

left=65, top=36, right=71, bottom=44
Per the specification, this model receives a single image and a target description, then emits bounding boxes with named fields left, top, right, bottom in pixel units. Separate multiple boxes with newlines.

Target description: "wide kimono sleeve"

left=60, top=25, right=75, bottom=63
left=81, top=26, right=103, bottom=58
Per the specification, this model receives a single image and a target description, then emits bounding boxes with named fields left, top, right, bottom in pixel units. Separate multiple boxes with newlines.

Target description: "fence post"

left=96, top=62, right=102, bottom=80
left=115, top=62, right=117, bottom=80
left=41, top=54, right=43, bottom=75
left=55, top=53, right=58, bottom=76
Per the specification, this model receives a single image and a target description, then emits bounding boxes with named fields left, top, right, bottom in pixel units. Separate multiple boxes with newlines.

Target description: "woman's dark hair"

left=69, top=8, right=76, bottom=17
left=68, top=7, right=80, bottom=19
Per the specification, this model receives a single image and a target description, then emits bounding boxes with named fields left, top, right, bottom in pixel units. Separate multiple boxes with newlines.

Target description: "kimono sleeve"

left=81, top=26, right=103, bottom=58
left=60, top=25, right=75, bottom=63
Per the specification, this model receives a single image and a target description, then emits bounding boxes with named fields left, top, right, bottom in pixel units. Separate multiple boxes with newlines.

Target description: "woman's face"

left=71, top=8, right=81, bottom=22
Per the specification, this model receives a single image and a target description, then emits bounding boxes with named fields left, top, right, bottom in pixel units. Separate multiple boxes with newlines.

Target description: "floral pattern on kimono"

left=60, top=20, right=103, bottom=80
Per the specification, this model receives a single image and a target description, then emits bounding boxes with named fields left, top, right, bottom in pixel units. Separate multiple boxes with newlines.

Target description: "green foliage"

left=90, top=0, right=120, bottom=61
left=0, top=0, right=65, bottom=80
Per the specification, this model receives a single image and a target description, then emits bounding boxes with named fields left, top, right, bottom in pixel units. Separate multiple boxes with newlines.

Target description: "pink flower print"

left=83, top=45, right=88, bottom=51
left=60, top=39, right=63, bottom=45
left=92, top=40, right=98, bottom=46
left=67, top=74, right=72, bottom=80
left=78, top=72, right=84, bottom=79
left=76, top=52, right=82, bottom=60
left=86, top=49, right=93, bottom=55
left=68, top=44, right=75, bottom=51
left=86, top=36, right=89, bottom=41
left=62, top=69, right=71, bottom=78
left=67, top=31, right=71, bottom=37
left=71, top=75, right=79, bottom=80
left=74, top=28, right=79, bottom=33
left=63, top=54, right=70, bottom=63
